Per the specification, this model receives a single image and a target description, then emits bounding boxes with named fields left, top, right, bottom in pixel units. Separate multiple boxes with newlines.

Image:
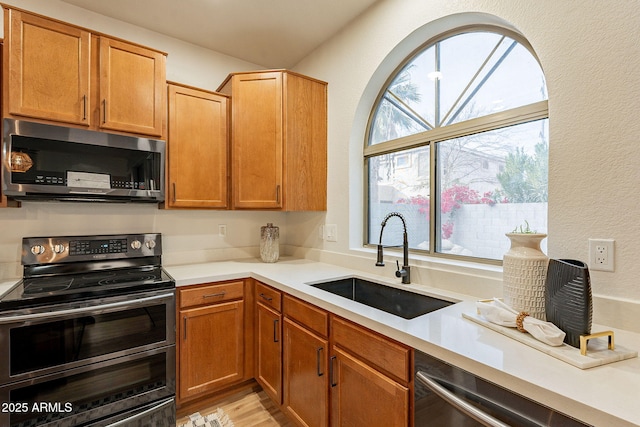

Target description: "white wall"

left=288, top=0, right=640, bottom=330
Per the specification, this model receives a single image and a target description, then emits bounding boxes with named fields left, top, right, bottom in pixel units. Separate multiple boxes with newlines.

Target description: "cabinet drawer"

left=331, top=316, right=410, bottom=383
left=256, top=282, right=282, bottom=312
left=179, top=281, right=244, bottom=308
left=283, top=295, right=328, bottom=337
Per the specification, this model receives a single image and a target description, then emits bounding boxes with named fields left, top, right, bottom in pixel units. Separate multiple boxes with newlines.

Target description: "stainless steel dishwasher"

left=414, top=350, right=590, bottom=426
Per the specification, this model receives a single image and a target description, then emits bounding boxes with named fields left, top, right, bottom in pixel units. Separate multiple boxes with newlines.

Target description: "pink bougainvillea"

left=397, top=185, right=505, bottom=239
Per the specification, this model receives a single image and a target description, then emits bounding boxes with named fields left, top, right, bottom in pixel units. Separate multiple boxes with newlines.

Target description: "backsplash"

left=0, top=202, right=289, bottom=279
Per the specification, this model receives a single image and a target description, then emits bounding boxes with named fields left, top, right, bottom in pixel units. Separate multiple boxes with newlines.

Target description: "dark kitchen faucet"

left=375, top=212, right=411, bottom=284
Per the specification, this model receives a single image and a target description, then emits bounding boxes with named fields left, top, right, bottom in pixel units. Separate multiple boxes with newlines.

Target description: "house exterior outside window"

left=366, top=28, right=548, bottom=262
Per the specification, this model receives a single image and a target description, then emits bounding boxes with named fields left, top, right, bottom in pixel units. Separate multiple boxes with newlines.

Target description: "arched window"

left=365, top=28, right=548, bottom=261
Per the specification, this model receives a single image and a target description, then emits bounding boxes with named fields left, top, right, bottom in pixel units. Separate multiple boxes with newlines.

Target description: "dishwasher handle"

left=416, top=371, right=513, bottom=427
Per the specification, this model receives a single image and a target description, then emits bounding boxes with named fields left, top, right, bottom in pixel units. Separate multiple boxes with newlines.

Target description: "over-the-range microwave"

left=1, top=118, right=165, bottom=203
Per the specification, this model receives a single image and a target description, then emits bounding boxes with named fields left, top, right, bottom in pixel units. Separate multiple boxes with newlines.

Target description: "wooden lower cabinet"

left=179, top=300, right=244, bottom=399
left=329, top=316, right=411, bottom=427
left=256, top=302, right=282, bottom=403
left=177, top=280, right=253, bottom=405
left=283, top=318, right=329, bottom=427
left=179, top=279, right=410, bottom=425
left=330, top=346, right=409, bottom=426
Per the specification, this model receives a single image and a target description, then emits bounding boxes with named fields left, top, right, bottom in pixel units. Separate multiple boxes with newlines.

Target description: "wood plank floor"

left=176, top=388, right=295, bottom=426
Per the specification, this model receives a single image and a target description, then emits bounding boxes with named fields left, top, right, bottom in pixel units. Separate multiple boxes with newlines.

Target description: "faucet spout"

left=375, top=212, right=411, bottom=284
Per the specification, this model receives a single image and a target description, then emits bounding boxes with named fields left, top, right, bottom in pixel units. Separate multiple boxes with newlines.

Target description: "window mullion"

left=364, top=100, right=548, bottom=158
left=429, top=140, right=437, bottom=254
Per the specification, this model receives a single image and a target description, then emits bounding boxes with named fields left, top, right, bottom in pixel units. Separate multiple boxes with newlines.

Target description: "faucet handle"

left=395, top=260, right=409, bottom=280
left=395, top=260, right=403, bottom=277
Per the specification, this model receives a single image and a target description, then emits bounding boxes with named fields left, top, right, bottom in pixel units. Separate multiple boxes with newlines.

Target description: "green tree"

left=497, top=141, right=548, bottom=202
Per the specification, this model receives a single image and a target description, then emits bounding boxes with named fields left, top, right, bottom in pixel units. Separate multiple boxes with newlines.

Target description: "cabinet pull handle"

left=317, top=347, right=324, bottom=377
left=276, top=185, right=280, bottom=204
left=273, top=319, right=279, bottom=342
left=183, top=316, right=187, bottom=341
left=203, top=292, right=226, bottom=298
left=259, top=293, right=273, bottom=302
left=330, top=355, right=337, bottom=387
left=102, top=99, right=107, bottom=123
left=172, top=183, right=176, bottom=203
left=82, top=95, right=87, bottom=120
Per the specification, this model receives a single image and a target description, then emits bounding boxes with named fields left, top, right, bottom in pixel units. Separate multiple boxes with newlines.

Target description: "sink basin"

left=310, top=277, right=453, bottom=319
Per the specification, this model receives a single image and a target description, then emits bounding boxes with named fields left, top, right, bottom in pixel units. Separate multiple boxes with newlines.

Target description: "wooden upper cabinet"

left=3, top=6, right=166, bottom=138
left=167, top=83, right=229, bottom=208
left=226, top=71, right=283, bottom=209
left=99, top=37, right=165, bottom=137
left=5, top=8, right=91, bottom=126
left=218, top=70, right=327, bottom=211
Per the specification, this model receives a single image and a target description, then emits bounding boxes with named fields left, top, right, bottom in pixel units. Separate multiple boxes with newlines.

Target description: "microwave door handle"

left=0, top=293, right=174, bottom=324
left=104, top=397, right=174, bottom=427
left=68, top=191, right=109, bottom=195
left=416, top=371, right=517, bottom=427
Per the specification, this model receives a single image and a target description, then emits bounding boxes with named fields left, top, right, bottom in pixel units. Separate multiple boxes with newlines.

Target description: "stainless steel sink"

left=310, top=277, right=453, bottom=319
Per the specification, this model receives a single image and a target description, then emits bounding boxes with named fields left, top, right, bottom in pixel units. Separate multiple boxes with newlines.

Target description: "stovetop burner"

left=0, top=233, right=175, bottom=312
left=22, top=266, right=166, bottom=295
left=1, top=266, right=174, bottom=311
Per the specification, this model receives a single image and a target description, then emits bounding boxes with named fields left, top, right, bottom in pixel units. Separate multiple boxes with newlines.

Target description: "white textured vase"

left=502, top=233, right=549, bottom=320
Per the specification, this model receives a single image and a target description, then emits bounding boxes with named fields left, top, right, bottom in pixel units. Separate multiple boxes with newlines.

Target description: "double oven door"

left=0, top=289, right=176, bottom=427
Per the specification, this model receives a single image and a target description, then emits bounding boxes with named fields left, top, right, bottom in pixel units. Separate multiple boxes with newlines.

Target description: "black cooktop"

left=0, top=266, right=175, bottom=311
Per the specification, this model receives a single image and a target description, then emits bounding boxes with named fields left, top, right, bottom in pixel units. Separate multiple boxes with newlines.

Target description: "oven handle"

left=104, top=397, right=175, bottom=427
left=0, top=292, right=174, bottom=324
left=416, top=371, right=512, bottom=427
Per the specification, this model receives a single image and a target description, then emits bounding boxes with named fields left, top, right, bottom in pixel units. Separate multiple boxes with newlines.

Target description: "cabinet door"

left=179, top=300, right=244, bottom=400
left=6, top=9, right=90, bottom=126
left=256, top=303, right=282, bottom=404
left=230, top=71, right=283, bottom=209
left=99, top=37, right=165, bottom=136
left=283, top=318, right=328, bottom=427
left=330, top=346, right=408, bottom=427
left=167, top=84, right=229, bottom=208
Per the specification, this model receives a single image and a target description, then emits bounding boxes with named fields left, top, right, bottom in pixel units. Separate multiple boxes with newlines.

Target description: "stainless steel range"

left=0, top=233, right=176, bottom=427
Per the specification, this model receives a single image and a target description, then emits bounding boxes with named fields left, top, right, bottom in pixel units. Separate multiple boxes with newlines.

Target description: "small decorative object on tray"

left=545, top=258, right=592, bottom=348
left=477, top=298, right=565, bottom=346
left=502, top=221, right=549, bottom=321
left=464, top=299, right=638, bottom=369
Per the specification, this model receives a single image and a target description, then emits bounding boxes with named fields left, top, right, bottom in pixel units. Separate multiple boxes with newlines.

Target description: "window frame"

left=363, top=25, right=548, bottom=264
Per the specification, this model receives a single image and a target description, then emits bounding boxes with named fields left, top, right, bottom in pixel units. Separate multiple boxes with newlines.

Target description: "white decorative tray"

left=462, top=311, right=638, bottom=369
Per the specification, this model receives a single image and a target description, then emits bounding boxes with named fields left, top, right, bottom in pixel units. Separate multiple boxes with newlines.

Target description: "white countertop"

left=166, top=257, right=640, bottom=427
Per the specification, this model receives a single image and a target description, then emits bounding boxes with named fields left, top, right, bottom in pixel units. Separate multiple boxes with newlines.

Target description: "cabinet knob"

left=30, top=245, right=45, bottom=255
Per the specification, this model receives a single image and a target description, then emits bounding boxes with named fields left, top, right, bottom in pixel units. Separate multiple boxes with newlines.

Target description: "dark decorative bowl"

left=545, top=259, right=592, bottom=348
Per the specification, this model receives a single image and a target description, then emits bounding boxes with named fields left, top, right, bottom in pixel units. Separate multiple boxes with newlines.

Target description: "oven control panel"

left=22, top=233, right=162, bottom=265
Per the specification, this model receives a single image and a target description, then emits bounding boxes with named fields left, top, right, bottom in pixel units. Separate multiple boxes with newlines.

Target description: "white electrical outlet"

left=589, top=238, right=614, bottom=271
left=324, top=224, right=338, bottom=242
left=218, top=224, right=227, bottom=237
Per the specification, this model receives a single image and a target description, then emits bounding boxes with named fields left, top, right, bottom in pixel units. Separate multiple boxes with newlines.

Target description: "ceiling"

left=61, top=0, right=380, bottom=68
